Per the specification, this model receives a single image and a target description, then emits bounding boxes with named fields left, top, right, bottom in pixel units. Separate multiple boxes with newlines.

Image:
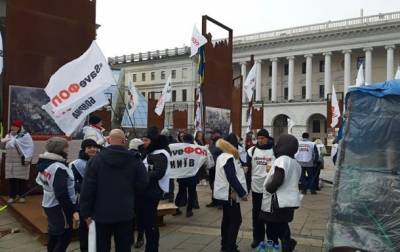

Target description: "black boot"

left=282, top=238, right=297, bottom=252
left=134, top=232, right=144, bottom=248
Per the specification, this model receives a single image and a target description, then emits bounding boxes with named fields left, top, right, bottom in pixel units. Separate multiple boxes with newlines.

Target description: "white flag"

left=243, top=63, right=256, bottom=101
left=42, top=90, right=109, bottom=136
left=0, top=32, right=3, bottom=75
left=330, top=84, right=341, bottom=128
left=127, top=80, right=139, bottom=114
left=245, top=108, right=252, bottom=134
left=229, top=123, right=233, bottom=134
left=356, top=63, right=364, bottom=86
left=155, top=75, right=172, bottom=116
left=45, top=41, right=115, bottom=112
left=287, top=118, right=296, bottom=135
left=190, top=25, right=207, bottom=57
left=395, top=66, right=400, bottom=80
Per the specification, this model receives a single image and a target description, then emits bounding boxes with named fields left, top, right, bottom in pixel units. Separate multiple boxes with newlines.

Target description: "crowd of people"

left=0, top=115, right=329, bottom=252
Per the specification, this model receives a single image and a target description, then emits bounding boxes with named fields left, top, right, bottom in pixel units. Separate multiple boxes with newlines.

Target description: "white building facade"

left=109, top=11, right=400, bottom=142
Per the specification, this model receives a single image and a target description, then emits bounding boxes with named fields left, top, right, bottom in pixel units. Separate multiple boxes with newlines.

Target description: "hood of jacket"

left=216, top=139, right=239, bottom=160
left=144, top=135, right=171, bottom=156
left=36, top=152, right=67, bottom=172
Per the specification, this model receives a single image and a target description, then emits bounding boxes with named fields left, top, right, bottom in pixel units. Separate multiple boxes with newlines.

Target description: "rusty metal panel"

left=252, top=106, right=263, bottom=130
left=147, top=98, right=164, bottom=130
left=173, top=110, right=188, bottom=130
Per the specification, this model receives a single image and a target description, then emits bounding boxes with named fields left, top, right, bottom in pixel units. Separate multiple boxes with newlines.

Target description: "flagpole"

left=114, top=74, right=137, bottom=136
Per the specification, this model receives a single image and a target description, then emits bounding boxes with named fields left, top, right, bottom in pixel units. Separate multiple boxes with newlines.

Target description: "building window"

left=151, top=72, right=155, bottom=81
left=302, top=62, right=306, bottom=74
left=284, top=87, right=288, bottom=100
left=268, top=88, right=272, bottom=100
left=301, top=86, right=306, bottom=99
left=161, top=71, right=165, bottom=80
left=284, top=64, right=289, bottom=76
left=132, top=74, right=136, bottom=82
left=172, top=90, right=176, bottom=102
left=172, top=70, right=176, bottom=79
left=182, top=68, right=188, bottom=79
left=357, top=57, right=365, bottom=69
left=268, top=65, right=272, bottom=77
left=319, top=85, right=324, bottom=98
left=142, top=73, right=146, bottom=81
left=320, top=61, right=325, bottom=73
left=182, top=89, right=187, bottom=102
left=312, top=120, right=321, bottom=133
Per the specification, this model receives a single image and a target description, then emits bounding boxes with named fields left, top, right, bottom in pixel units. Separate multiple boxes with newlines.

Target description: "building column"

left=385, top=45, right=395, bottom=80
left=343, top=50, right=352, bottom=95
left=305, top=54, right=313, bottom=101
left=323, top=52, right=332, bottom=99
left=287, top=56, right=295, bottom=101
left=364, top=47, right=373, bottom=84
left=271, top=58, right=278, bottom=102
left=256, top=60, right=262, bottom=101
left=241, top=62, right=247, bottom=102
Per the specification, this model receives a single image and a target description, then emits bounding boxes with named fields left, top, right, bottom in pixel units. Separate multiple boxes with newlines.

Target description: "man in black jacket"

left=80, top=129, right=148, bottom=252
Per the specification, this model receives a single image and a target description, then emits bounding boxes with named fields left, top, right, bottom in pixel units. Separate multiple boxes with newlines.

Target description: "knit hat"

left=129, top=138, right=144, bottom=150
left=12, top=119, right=23, bottom=128
left=144, top=126, right=159, bottom=141
left=273, top=134, right=299, bottom=158
left=46, top=137, right=69, bottom=156
left=257, top=128, right=269, bottom=138
left=89, top=115, right=102, bottom=125
left=81, top=139, right=99, bottom=150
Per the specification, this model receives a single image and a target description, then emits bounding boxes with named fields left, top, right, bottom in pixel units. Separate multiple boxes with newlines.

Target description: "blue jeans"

left=300, top=166, right=318, bottom=192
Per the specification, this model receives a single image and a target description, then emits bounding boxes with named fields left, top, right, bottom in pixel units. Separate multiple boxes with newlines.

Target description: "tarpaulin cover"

left=326, top=81, right=400, bottom=251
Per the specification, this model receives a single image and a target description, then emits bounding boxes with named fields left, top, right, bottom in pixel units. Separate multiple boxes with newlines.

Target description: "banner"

left=42, top=90, right=109, bottom=136
left=190, top=25, right=207, bottom=57
left=243, top=63, right=256, bottom=101
left=127, top=80, right=139, bottom=114
left=167, top=143, right=210, bottom=179
left=44, top=41, right=115, bottom=112
left=0, top=32, right=3, bottom=74
left=356, top=63, right=364, bottom=86
left=155, top=74, right=172, bottom=116
left=330, top=84, right=341, bottom=128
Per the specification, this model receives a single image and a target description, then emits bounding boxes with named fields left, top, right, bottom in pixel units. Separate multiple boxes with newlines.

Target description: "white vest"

left=69, top=159, right=87, bottom=178
left=213, top=153, right=248, bottom=201
left=295, top=140, right=315, bottom=167
left=261, top=156, right=302, bottom=212
left=36, top=162, right=77, bottom=208
left=144, top=149, right=171, bottom=193
left=248, top=146, right=275, bottom=193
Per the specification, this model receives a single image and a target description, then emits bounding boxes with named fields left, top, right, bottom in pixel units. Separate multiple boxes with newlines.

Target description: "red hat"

left=12, top=119, right=23, bottom=128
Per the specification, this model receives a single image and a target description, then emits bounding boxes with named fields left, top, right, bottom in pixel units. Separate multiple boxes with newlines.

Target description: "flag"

left=356, top=63, right=364, bottom=86
left=190, top=25, right=207, bottom=57
left=0, top=32, right=3, bottom=75
left=287, top=118, right=296, bottom=135
left=155, top=74, right=172, bottom=116
left=243, top=63, right=256, bottom=101
left=330, top=84, right=341, bottom=128
left=198, top=46, right=205, bottom=85
left=229, top=123, right=233, bottom=134
left=42, top=89, right=109, bottom=136
left=127, top=80, right=139, bottom=114
left=194, top=88, right=202, bottom=132
left=395, top=66, right=400, bottom=80
left=45, top=41, right=115, bottom=112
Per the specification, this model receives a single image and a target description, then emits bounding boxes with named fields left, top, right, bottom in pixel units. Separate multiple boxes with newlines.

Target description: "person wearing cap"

left=137, top=126, right=171, bottom=252
left=79, top=129, right=148, bottom=252
left=69, top=139, right=100, bottom=252
left=83, top=115, right=107, bottom=147
left=246, top=128, right=275, bottom=248
left=259, top=134, right=302, bottom=252
left=36, top=137, right=77, bottom=252
left=214, top=133, right=248, bottom=252
left=0, top=119, right=34, bottom=204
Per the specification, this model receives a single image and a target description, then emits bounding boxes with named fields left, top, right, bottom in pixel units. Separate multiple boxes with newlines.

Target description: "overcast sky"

left=96, top=0, right=400, bottom=57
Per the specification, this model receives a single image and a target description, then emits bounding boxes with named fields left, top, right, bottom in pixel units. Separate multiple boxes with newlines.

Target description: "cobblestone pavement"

left=0, top=158, right=336, bottom=251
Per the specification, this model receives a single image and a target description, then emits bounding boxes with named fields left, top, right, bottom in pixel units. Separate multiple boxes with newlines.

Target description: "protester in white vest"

left=1, top=119, right=34, bottom=204
left=295, top=132, right=319, bottom=194
left=214, top=133, right=248, bottom=252
left=138, top=127, right=171, bottom=252
left=36, top=137, right=77, bottom=252
left=83, top=115, right=107, bottom=147
left=69, top=139, right=100, bottom=252
left=259, top=134, right=302, bottom=252
left=246, top=128, right=275, bottom=248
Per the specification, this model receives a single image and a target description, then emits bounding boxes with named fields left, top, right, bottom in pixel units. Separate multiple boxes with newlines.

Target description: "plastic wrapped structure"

left=326, top=80, right=400, bottom=251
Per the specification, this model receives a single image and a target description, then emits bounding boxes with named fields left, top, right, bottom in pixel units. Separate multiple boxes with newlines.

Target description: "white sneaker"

left=7, top=198, right=15, bottom=204
left=18, top=198, right=26, bottom=203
